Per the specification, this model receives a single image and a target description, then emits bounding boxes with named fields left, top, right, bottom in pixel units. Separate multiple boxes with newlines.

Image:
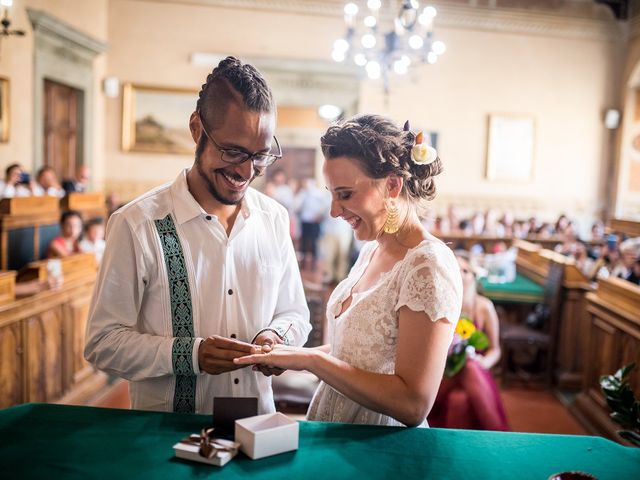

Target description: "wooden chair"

left=500, top=260, right=564, bottom=388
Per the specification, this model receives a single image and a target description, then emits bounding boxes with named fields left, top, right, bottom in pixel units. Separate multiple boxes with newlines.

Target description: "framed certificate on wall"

left=486, top=114, right=535, bottom=182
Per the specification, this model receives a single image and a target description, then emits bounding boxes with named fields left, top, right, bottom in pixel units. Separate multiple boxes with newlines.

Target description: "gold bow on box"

left=179, top=428, right=240, bottom=459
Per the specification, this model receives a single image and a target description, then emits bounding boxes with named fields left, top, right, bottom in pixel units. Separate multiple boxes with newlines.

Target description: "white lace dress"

left=306, top=237, right=462, bottom=426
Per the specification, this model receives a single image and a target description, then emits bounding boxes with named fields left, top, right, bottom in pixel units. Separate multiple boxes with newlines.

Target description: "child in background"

left=79, top=218, right=106, bottom=263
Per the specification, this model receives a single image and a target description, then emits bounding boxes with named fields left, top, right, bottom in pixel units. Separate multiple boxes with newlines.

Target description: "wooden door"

left=44, top=79, right=82, bottom=180
left=268, top=147, right=316, bottom=182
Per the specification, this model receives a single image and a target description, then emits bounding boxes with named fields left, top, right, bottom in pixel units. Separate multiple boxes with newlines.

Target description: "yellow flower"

left=456, top=318, right=476, bottom=340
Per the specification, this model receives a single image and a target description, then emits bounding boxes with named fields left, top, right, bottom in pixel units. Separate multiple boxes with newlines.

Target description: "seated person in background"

left=428, top=252, right=509, bottom=431
left=48, top=210, right=83, bottom=258
left=15, top=275, right=63, bottom=298
left=33, top=166, right=65, bottom=198
left=62, top=165, right=90, bottom=194
left=79, top=218, right=105, bottom=263
left=611, top=237, right=640, bottom=280
left=626, top=255, right=640, bottom=285
left=106, top=192, right=123, bottom=217
left=0, top=164, right=34, bottom=198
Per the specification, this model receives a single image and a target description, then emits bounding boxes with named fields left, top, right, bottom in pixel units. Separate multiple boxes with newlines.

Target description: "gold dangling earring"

left=383, top=199, right=400, bottom=234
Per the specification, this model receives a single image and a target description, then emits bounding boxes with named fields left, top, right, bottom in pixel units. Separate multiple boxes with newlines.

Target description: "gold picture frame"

left=0, top=77, right=9, bottom=143
left=121, top=83, right=198, bottom=154
left=486, top=113, right=535, bottom=182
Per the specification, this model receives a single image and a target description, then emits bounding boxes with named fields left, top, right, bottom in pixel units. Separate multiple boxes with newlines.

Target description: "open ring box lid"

left=235, top=412, right=299, bottom=460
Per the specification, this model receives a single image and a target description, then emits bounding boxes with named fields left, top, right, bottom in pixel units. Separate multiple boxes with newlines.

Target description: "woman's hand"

left=233, top=344, right=318, bottom=372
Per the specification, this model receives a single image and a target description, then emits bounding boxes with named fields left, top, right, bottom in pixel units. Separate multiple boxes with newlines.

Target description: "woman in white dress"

left=235, top=114, right=462, bottom=427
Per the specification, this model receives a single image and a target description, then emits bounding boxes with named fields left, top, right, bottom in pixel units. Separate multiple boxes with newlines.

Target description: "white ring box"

left=235, top=412, right=299, bottom=460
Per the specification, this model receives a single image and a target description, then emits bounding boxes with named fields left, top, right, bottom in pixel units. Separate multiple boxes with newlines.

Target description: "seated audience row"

left=0, top=163, right=90, bottom=199
left=428, top=207, right=605, bottom=244
left=47, top=210, right=105, bottom=263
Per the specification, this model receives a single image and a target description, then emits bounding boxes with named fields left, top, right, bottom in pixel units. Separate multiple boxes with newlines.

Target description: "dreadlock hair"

left=196, top=56, right=274, bottom=130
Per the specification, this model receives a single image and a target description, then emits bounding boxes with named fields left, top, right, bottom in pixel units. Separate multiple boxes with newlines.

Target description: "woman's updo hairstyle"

left=320, top=114, right=443, bottom=202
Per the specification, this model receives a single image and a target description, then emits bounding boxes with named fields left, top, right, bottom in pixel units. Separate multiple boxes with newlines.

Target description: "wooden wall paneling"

left=25, top=306, right=65, bottom=402
left=0, top=254, right=105, bottom=408
left=555, top=263, right=592, bottom=389
left=66, top=292, right=93, bottom=385
left=0, top=321, right=23, bottom=408
left=0, top=271, right=16, bottom=306
left=574, top=278, right=640, bottom=444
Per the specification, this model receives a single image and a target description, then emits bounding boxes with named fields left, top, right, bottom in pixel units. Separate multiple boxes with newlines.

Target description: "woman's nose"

left=330, top=199, right=342, bottom=218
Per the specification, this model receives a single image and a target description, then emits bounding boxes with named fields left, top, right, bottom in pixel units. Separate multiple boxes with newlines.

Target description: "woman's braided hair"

left=320, top=114, right=443, bottom=202
left=196, top=56, right=274, bottom=128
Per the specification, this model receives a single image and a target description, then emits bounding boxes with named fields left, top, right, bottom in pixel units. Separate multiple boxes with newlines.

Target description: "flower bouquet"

left=444, top=317, right=489, bottom=378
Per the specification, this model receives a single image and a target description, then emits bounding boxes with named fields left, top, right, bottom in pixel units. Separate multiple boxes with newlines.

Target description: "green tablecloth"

left=1, top=404, right=638, bottom=479
left=478, top=272, right=545, bottom=304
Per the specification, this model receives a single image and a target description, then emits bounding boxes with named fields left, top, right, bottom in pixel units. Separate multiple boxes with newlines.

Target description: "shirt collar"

left=170, top=168, right=257, bottom=225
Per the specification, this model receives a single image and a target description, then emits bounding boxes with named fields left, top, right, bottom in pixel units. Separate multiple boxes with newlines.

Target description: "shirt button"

left=230, top=333, right=237, bottom=339
left=234, top=378, right=239, bottom=385
left=205, top=215, right=212, bottom=220
left=228, top=289, right=233, bottom=295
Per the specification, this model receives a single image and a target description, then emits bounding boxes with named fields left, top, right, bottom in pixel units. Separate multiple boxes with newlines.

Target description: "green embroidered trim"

left=155, top=214, right=196, bottom=414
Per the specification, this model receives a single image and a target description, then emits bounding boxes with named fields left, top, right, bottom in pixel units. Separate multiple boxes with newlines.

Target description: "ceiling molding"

left=27, top=8, right=107, bottom=56
left=133, top=0, right=623, bottom=41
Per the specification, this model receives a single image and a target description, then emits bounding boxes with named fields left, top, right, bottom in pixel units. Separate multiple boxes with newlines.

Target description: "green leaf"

left=615, top=362, right=636, bottom=381
left=444, top=352, right=467, bottom=378
left=468, top=331, right=489, bottom=351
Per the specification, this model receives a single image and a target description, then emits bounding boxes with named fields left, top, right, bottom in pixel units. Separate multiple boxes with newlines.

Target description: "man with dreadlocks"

left=85, top=57, right=310, bottom=414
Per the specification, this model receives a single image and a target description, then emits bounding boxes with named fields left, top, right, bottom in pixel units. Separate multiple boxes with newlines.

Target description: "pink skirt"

left=428, top=358, right=509, bottom=431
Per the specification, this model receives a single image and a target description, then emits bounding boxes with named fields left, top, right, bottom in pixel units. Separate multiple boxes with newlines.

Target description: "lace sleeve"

left=394, top=244, right=463, bottom=324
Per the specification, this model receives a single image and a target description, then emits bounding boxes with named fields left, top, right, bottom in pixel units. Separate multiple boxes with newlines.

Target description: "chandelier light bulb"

left=424, top=6, right=437, bottom=18
left=418, top=13, right=432, bottom=26
left=344, top=2, right=358, bottom=16
left=354, top=53, right=368, bottom=66
left=361, top=33, right=376, bottom=49
left=427, top=51, right=438, bottom=64
left=408, top=35, right=424, bottom=50
left=364, top=15, right=377, bottom=28
left=318, top=104, right=342, bottom=121
left=367, top=0, right=381, bottom=10
left=410, top=0, right=420, bottom=9
left=334, top=38, right=350, bottom=52
left=432, top=40, right=446, bottom=55
left=400, top=55, right=411, bottom=66
left=332, top=50, right=346, bottom=62
left=0, top=0, right=13, bottom=7
left=365, top=61, right=381, bottom=79
left=394, top=60, right=408, bottom=75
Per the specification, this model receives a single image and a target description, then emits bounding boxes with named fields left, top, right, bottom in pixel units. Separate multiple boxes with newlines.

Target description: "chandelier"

left=331, top=1, right=445, bottom=93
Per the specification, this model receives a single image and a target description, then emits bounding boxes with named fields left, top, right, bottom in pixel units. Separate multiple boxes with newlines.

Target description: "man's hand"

left=198, top=335, right=259, bottom=375
left=252, top=331, right=286, bottom=377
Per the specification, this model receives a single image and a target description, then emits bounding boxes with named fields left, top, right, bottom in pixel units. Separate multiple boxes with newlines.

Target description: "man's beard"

left=194, top=134, right=253, bottom=206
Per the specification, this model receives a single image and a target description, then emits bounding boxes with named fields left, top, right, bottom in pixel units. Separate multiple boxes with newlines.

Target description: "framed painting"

left=0, top=77, right=9, bottom=143
left=486, top=114, right=535, bottom=182
left=121, top=83, right=198, bottom=154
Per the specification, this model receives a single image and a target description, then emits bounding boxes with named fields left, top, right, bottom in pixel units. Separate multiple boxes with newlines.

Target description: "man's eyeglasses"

left=198, top=112, right=282, bottom=168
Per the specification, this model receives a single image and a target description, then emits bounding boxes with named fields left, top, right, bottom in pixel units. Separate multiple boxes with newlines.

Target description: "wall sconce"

left=0, top=0, right=26, bottom=57
left=103, top=77, right=120, bottom=98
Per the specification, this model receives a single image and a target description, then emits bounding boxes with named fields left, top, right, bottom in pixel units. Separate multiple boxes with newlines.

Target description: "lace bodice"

left=307, top=236, right=463, bottom=426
